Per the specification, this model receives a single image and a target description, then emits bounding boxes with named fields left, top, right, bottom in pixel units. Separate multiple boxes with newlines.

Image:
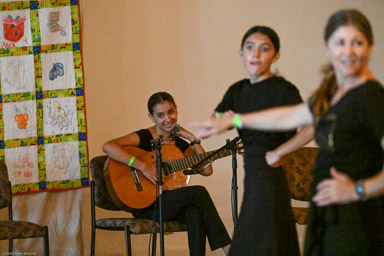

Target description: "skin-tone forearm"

left=312, top=137, right=384, bottom=206
left=102, top=134, right=159, bottom=185
left=363, top=168, right=384, bottom=199
left=241, top=103, right=313, bottom=131
left=360, top=137, right=384, bottom=198
left=266, top=125, right=314, bottom=166
left=190, top=103, right=313, bottom=140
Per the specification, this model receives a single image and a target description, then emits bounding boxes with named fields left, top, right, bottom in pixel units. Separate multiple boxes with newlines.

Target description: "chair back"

left=90, top=156, right=121, bottom=211
left=281, top=147, right=319, bottom=201
left=0, top=161, right=10, bottom=210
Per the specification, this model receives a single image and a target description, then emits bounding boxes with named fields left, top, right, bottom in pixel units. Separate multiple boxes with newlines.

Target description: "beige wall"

left=82, top=1, right=384, bottom=255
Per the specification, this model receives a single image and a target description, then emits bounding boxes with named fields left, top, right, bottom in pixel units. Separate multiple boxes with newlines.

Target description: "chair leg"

left=43, top=226, right=50, bottom=256
left=125, top=226, right=132, bottom=256
left=9, top=239, right=13, bottom=252
left=90, top=181, right=96, bottom=256
left=152, top=233, right=157, bottom=256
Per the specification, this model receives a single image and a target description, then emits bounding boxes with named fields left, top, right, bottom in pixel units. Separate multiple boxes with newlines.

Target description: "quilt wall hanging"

left=0, top=0, right=88, bottom=194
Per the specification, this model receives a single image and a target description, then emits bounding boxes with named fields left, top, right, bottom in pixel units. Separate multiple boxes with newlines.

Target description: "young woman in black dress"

left=212, top=26, right=302, bottom=256
left=103, top=92, right=231, bottom=256
left=192, top=9, right=384, bottom=256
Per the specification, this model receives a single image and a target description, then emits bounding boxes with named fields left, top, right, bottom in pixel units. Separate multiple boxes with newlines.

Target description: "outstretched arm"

left=266, top=125, right=314, bottom=166
left=190, top=103, right=313, bottom=140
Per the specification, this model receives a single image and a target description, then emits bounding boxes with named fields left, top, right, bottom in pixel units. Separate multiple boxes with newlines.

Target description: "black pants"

left=132, top=185, right=231, bottom=256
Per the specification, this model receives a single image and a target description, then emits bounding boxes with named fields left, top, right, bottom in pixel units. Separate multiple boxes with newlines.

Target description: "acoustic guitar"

left=104, top=140, right=243, bottom=210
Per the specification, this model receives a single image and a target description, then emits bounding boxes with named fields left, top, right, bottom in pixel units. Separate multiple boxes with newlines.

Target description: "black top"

left=215, top=76, right=303, bottom=153
left=311, top=80, right=384, bottom=188
left=135, top=129, right=189, bottom=153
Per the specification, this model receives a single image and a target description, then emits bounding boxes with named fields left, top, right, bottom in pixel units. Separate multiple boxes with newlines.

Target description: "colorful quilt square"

left=0, top=9, right=32, bottom=48
left=41, top=51, right=76, bottom=91
left=38, top=6, right=72, bottom=45
left=43, top=97, right=78, bottom=136
left=0, top=54, right=35, bottom=94
left=45, top=141, right=80, bottom=182
left=5, top=145, right=38, bottom=185
left=3, top=100, right=37, bottom=140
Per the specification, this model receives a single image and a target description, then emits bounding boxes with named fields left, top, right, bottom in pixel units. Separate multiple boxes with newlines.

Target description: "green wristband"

left=128, top=156, right=136, bottom=167
left=232, top=114, right=243, bottom=129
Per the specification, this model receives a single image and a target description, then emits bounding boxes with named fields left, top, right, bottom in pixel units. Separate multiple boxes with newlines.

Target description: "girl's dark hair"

left=147, top=92, right=176, bottom=114
left=311, top=9, right=373, bottom=120
left=241, top=26, right=280, bottom=53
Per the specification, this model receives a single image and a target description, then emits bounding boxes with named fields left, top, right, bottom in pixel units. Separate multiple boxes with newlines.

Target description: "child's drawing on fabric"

left=0, top=10, right=32, bottom=48
left=0, top=0, right=88, bottom=194
left=5, top=146, right=38, bottom=185
left=0, top=54, right=35, bottom=94
left=47, top=11, right=67, bottom=36
left=49, top=62, right=64, bottom=80
left=45, top=141, right=80, bottom=182
left=43, top=97, right=77, bottom=136
left=3, top=100, right=37, bottom=140
left=38, top=6, right=72, bottom=45
left=3, top=15, right=26, bottom=42
left=41, top=51, right=75, bottom=91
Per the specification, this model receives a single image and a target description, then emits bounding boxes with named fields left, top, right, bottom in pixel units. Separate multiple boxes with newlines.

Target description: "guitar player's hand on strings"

left=141, top=162, right=160, bottom=185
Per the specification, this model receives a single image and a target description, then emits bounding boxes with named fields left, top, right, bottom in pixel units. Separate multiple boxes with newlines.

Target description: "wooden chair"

left=0, top=161, right=50, bottom=255
left=90, top=155, right=187, bottom=256
left=281, top=147, right=319, bottom=225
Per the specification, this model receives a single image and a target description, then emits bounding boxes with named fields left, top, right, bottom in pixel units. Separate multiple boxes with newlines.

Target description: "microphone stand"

left=188, top=137, right=240, bottom=228
left=151, top=135, right=167, bottom=256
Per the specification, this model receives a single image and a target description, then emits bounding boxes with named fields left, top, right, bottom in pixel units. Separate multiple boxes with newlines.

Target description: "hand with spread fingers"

left=312, top=167, right=358, bottom=207
left=189, top=116, right=233, bottom=140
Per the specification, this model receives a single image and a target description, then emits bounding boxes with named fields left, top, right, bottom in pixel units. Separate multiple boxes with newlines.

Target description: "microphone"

left=170, top=124, right=180, bottom=138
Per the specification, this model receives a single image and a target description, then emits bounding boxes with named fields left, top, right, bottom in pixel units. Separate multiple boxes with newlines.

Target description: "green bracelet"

left=232, top=114, right=243, bottom=129
left=128, top=156, right=136, bottom=167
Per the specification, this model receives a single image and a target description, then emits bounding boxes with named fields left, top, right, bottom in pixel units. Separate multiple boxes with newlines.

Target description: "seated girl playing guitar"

left=102, top=91, right=231, bottom=256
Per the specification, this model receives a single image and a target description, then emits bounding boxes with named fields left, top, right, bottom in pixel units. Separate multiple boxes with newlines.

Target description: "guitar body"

left=104, top=145, right=189, bottom=210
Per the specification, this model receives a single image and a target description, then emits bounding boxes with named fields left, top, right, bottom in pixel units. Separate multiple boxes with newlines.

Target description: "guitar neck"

left=168, top=147, right=233, bottom=172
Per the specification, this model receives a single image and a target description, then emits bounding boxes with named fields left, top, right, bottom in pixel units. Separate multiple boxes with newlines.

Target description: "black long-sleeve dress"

left=215, top=76, right=302, bottom=256
left=304, top=80, right=384, bottom=256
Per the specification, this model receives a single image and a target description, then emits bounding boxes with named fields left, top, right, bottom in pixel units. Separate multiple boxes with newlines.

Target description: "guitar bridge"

left=129, top=166, right=142, bottom=192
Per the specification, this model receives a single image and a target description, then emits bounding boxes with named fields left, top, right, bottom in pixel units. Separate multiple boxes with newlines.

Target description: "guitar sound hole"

left=162, top=164, right=171, bottom=176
